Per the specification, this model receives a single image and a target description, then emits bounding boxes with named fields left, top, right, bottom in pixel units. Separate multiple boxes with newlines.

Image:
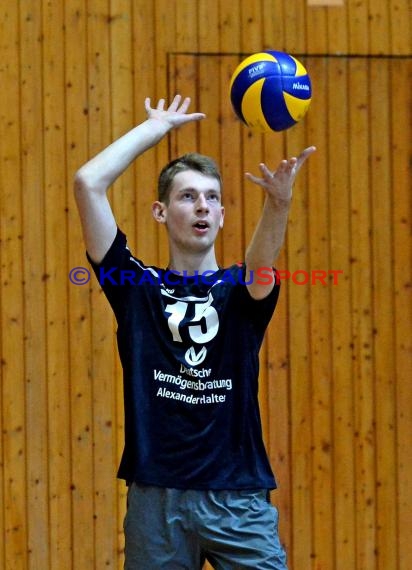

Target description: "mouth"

left=192, top=220, right=210, bottom=231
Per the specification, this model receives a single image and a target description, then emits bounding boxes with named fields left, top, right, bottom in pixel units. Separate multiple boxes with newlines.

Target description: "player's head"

left=157, top=153, right=222, bottom=204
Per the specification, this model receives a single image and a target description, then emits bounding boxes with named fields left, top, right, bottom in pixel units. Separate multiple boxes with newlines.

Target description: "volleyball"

left=229, top=50, right=312, bottom=132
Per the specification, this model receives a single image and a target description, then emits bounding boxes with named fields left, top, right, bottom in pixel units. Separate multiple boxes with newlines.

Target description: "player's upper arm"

left=73, top=170, right=118, bottom=264
left=245, top=264, right=276, bottom=301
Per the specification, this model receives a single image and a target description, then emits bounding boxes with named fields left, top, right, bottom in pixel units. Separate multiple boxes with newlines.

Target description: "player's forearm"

left=74, top=118, right=170, bottom=194
left=245, top=196, right=291, bottom=270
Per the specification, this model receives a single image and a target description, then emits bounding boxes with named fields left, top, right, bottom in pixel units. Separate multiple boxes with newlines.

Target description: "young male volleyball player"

left=74, top=94, right=315, bottom=569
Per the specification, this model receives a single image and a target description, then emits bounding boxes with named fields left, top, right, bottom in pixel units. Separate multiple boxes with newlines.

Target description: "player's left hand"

left=145, top=94, right=206, bottom=129
left=245, top=146, right=316, bottom=204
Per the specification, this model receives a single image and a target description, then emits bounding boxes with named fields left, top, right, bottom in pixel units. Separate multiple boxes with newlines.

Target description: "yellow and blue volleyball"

left=229, top=50, right=312, bottom=132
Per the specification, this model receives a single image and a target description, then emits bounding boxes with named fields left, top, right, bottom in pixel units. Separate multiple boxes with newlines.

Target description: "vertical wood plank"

left=239, top=0, right=263, bottom=54
left=349, top=58, right=376, bottom=570
left=19, top=1, right=50, bottom=567
left=327, top=57, right=356, bottom=570
left=42, top=0, right=72, bottom=567
left=283, top=0, right=307, bottom=55
left=389, top=0, right=411, bottom=54
left=239, top=22, right=265, bottom=250
left=348, top=0, right=368, bottom=53
left=286, top=119, right=312, bottom=570
left=392, top=58, right=412, bottom=570
left=368, top=0, right=390, bottom=54
left=306, top=56, right=334, bottom=570
left=326, top=3, right=349, bottom=53
left=153, top=0, right=177, bottom=268
left=110, top=0, right=136, bottom=241
left=238, top=1, right=264, bottom=270
left=219, top=54, right=244, bottom=267
left=263, top=0, right=285, bottom=50
left=175, top=0, right=198, bottom=54
left=0, top=2, right=28, bottom=568
left=87, top=2, right=118, bottom=567
left=263, top=109, right=291, bottom=558
left=266, top=273, right=291, bottom=556
left=0, top=275, right=3, bottom=567
left=172, top=0, right=199, bottom=160
left=219, top=0, right=241, bottom=55
left=168, top=55, right=199, bottom=158
left=306, top=2, right=328, bottom=53
left=132, top=0, right=158, bottom=265
left=218, top=4, right=243, bottom=267
left=198, top=0, right=219, bottom=54
left=64, top=3, right=95, bottom=568
left=370, top=58, right=398, bottom=570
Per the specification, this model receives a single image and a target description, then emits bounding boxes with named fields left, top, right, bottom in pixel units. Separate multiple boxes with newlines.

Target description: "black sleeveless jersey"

left=88, top=228, right=280, bottom=490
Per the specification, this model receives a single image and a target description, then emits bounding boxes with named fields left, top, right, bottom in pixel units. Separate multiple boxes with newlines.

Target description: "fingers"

left=269, top=146, right=316, bottom=177
left=167, top=94, right=183, bottom=112
left=244, top=172, right=262, bottom=185
left=296, top=145, right=317, bottom=168
left=144, top=97, right=152, bottom=113
left=300, top=145, right=317, bottom=157
left=185, top=112, right=207, bottom=122
left=175, top=96, right=191, bottom=114
left=268, top=159, right=295, bottom=176
left=147, top=94, right=204, bottom=117
left=167, top=94, right=192, bottom=114
left=157, top=98, right=166, bottom=111
left=257, top=158, right=296, bottom=181
left=258, top=162, right=274, bottom=179
left=246, top=146, right=315, bottom=188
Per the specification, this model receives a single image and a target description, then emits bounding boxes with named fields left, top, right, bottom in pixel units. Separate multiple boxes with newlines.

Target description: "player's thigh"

left=124, top=483, right=203, bottom=570
left=199, top=490, right=288, bottom=570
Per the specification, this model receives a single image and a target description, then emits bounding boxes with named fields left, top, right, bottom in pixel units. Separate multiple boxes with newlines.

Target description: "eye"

left=181, top=191, right=194, bottom=200
left=208, top=193, right=220, bottom=202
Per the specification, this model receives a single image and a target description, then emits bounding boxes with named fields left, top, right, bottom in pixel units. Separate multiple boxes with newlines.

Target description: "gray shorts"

left=124, top=483, right=288, bottom=569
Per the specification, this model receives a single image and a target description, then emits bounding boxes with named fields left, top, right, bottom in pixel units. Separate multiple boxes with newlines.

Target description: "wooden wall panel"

left=284, top=108, right=313, bottom=570
left=153, top=0, right=177, bottom=268
left=109, top=0, right=134, bottom=556
left=19, top=2, right=49, bottom=568
left=87, top=3, right=119, bottom=568
left=370, top=58, right=397, bottom=570
left=349, top=56, right=376, bottom=570
left=327, top=58, right=356, bottom=570
left=307, top=56, right=334, bottom=570
left=43, top=1, right=72, bottom=568
left=392, top=57, right=412, bottom=570
left=64, top=3, right=94, bottom=569
left=0, top=1, right=411, bottom=569
left=0, top=4, right=27, bottom=569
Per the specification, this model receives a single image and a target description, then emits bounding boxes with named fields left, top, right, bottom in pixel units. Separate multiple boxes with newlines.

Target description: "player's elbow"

left=73, top=167, right=106, bottom=198
left=74, top=167, right=91, bottom=194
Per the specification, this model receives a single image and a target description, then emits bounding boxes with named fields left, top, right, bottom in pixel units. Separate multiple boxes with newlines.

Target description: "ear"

left=152, top=201, right=167, bottom=224
left=219, top=206, right=225, bottom=229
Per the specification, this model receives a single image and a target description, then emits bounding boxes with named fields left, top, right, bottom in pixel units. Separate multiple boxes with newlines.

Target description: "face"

left=152, top=170, right=225, bottom=254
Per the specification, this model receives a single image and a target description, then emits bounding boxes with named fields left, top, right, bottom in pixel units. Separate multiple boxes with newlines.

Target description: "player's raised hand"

left=245, top=146, right=316, bottom=204
left=145, top=95, right=206, bottom=128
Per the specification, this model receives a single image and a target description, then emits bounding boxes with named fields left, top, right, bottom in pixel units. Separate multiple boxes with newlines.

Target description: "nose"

left=195, top=193, right=209, bottom=212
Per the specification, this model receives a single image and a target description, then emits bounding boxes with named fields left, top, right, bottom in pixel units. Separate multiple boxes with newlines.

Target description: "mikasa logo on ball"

left=292, top=81, right=310, bottom=91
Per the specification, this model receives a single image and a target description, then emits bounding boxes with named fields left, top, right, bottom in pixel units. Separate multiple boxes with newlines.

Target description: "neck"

left=167, top=247, right=219, bottom=275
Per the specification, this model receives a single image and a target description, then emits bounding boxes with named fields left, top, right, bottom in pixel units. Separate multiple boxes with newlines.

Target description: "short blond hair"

left=157, top=153, right=222, bottom=203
